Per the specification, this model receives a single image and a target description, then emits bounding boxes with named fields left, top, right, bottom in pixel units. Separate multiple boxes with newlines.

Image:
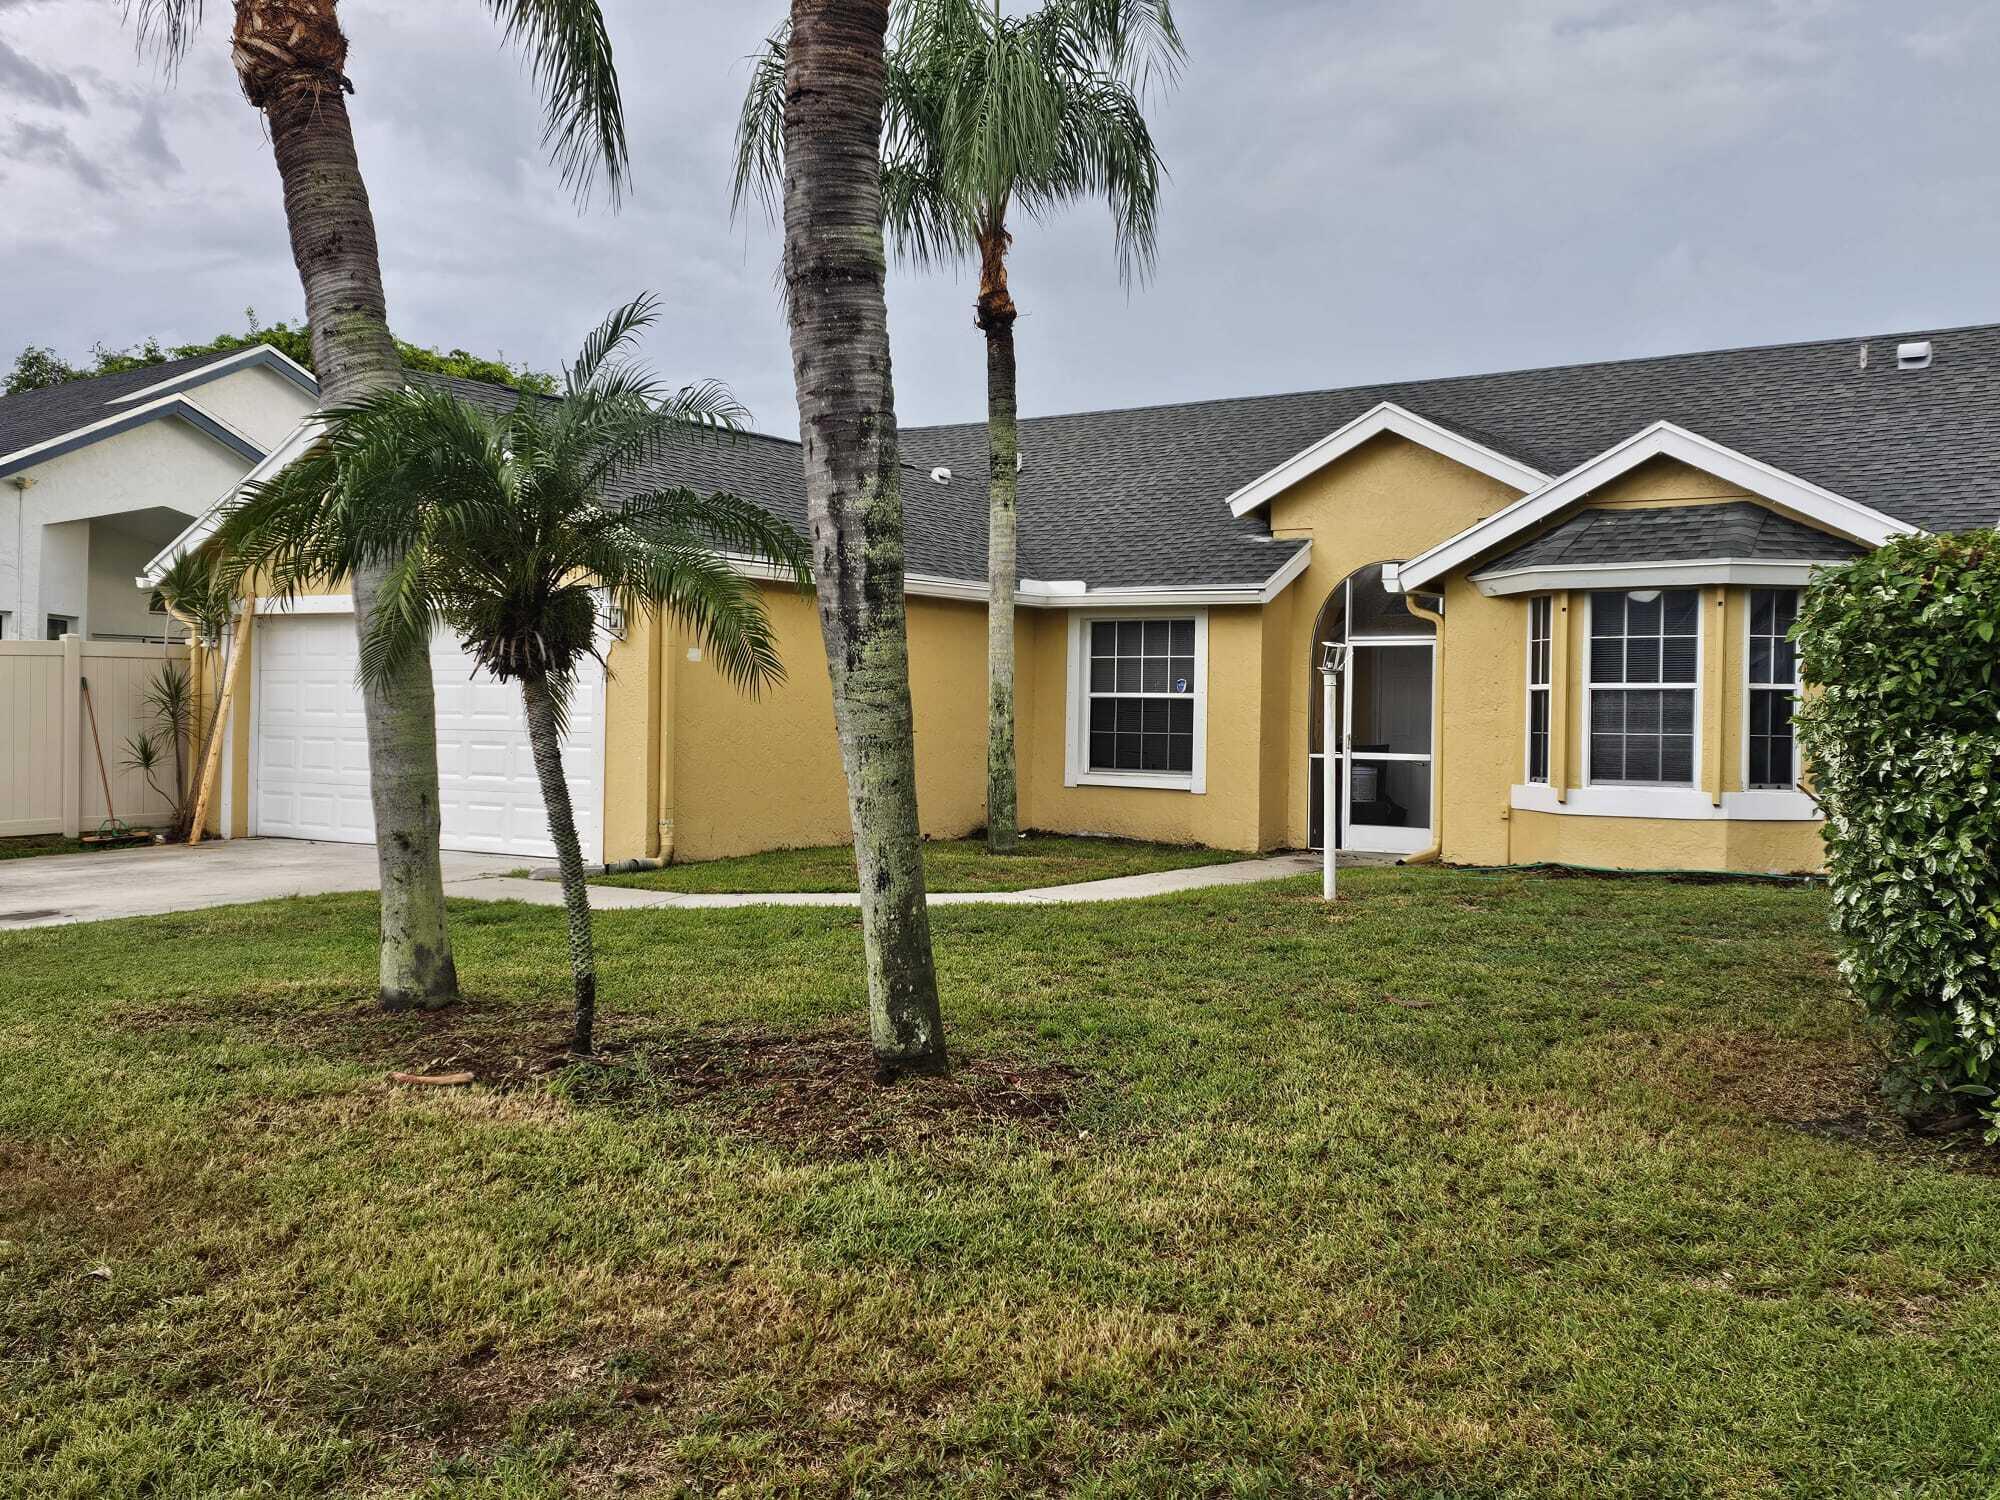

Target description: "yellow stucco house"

left=148, top=322, right=1989, bottom=875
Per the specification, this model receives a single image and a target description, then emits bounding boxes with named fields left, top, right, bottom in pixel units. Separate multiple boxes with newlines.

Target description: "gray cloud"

left=2, top=0, right=1999, bottom=432
left=0, top=36, right=85, bottom=111
left=5, top=121, right=110, bottom=192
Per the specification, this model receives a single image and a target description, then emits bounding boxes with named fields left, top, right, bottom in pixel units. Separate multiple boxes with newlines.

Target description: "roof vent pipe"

left=929, top=466, right=951, bottom=485
left=1897, top=340, right=1934, bottom=370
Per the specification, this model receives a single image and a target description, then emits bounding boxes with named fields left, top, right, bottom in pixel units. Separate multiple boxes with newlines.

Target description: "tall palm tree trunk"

left=520, top=674, right=597, bottom=1057
left=782, top=0, right=948, bottom=1079
left=976, top=222, right=1020, bottom=853
left=236, top=0, right=458, bottom=1010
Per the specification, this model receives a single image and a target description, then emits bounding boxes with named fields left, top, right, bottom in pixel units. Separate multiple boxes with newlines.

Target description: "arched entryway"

left=1307, top=562, right=1435, bottom=854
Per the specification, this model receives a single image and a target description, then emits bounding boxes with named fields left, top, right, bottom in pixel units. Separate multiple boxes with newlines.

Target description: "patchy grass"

left=595, top=832, right=1250, bottom=894
left=4, top=869, right=2000, bottom=1496
left=0, top=835, right=121, bottom=861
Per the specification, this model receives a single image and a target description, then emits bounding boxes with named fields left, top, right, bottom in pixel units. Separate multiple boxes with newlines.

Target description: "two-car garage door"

left=253, top=610, right=604, bottom=862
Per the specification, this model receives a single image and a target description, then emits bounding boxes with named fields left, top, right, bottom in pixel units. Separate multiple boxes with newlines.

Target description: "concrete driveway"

left=0, top=839, right=553, bottom=930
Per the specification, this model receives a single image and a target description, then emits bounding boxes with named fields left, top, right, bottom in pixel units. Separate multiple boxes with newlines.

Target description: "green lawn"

left=4, top=869, right=1998, bottom=1497
left=595, top=833, right=1250, bottom=894
left=0, top=835, right=116, bottom=861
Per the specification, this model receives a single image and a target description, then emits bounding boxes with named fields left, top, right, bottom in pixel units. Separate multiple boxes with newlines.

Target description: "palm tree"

left=127, top=0, right=628, bottom=1011
left=737, top=0, right=1181, bottom=854
left=771, top=0, right=949, bottom=1079
left=209, top=298, right=812, bottom=1057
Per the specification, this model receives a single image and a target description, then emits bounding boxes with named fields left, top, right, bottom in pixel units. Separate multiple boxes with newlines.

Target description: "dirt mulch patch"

left=556, top=1024, right=1087, bottom=1160
left=1662, top=1029, right=2000, bottom=1173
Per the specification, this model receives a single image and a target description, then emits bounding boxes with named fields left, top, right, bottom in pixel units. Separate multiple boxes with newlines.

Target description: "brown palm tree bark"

left=233, top=0, right=459, bottom=1009
left=781, top=0, right=948, bottom=1079
left=519, top=674, right=597, bottom=1056
left=975, top=220, right=1020, bottom=853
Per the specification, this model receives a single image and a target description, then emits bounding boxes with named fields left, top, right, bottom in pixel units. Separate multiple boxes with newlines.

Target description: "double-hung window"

left=1525, top=596, right=1553, bottom=783
left=1086, top=617, right=1196, bottom=774
left=1588, top=589, right=1699, bottom=785
left=1746, top=588, right=1801, bottom=790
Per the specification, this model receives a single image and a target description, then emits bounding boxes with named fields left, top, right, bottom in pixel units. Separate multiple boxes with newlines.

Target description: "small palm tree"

left=736, top=0, right=1182, bottom=854
left=211, top=298, right=812, bottom=1057
left=129, top=0, right=631, bottom=1012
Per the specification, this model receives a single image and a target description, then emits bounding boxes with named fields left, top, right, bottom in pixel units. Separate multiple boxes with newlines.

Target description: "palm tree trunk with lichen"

left=976, top=220, right=1020, bottom=853
left=233, top=0, right=458, bottom=1009
left=519, top=674, right=597, bottom=1056
left=782, top=0, right=948, bottom=1079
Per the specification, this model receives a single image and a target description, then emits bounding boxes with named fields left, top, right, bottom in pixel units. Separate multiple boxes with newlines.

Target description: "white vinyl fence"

left=1, top=636, right=190, bottom=837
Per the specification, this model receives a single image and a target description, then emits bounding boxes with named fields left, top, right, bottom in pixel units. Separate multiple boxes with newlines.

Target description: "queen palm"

left=209, top=298, right=811, bottom=1057
left=129, top=0, right=628, bottom=1010
left=737, top=0, right=1181, bottom=854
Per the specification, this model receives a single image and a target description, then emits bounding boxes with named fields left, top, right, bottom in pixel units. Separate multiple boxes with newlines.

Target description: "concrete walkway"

left=0, top=837, right=1347, bottom=929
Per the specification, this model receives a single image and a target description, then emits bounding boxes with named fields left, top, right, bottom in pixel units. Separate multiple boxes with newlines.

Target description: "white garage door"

left=253, top=609, right=604, bottom=861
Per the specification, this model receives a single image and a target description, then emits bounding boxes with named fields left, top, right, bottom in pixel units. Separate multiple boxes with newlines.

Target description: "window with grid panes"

left=1588, top=589, right=1699, bottom=784
left=1086, top=617, right=1196, bottom=774
left=1747, top=587, right=1800, bottom=789
left=1526, top=595, right=1552, bottom=782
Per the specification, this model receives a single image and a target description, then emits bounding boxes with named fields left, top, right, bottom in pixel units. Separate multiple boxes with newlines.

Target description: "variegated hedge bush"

left=1795, top=532, right=2000, bottom=1132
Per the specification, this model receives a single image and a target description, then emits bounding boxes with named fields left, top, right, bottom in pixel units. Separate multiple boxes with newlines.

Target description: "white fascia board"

left=1224, top=402, right=1548, bottom=519
left=1472, top=557, right=1850, bottom=597
left=138, top=416, right=325, bottom=585
left=1397, top=422, right=1918, bottom=594
left=107, top=344, right=319, bottom=404
left=725, top=540, right=1313, bottom=609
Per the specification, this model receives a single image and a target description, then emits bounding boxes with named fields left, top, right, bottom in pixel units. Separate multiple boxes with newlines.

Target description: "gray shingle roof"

left=0, top=348, right=257, bottom=459
left=446, top=319, right=2000, bottom=592
left=1474, top=501, right=1866, bottom=576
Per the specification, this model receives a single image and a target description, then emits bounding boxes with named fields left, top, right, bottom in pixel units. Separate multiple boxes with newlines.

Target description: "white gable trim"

left=139, top=416, right=325, bottom=585
left=1393, top=422, right=1919, bottom=594
left=1224, top=401, right=1548, bottom=518
left=106, top=344, right=319, bottom=405
left=0, top=391, right=268, bottom=482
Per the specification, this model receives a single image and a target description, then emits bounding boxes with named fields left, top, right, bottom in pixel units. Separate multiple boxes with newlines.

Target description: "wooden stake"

left=186, top=601, right=253, bottom=846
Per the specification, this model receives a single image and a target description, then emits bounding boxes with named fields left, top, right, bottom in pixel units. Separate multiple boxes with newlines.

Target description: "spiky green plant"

left=211, top=297, right=812, bottom=1056
left=736, top=0, right=1181, bottom=853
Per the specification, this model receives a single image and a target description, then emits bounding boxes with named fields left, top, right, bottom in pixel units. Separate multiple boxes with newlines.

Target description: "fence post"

left=60, top=632, right=82, bottom=839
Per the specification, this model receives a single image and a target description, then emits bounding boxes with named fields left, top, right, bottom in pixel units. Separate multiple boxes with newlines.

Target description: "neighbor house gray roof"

left=0, top=349, right=258, bottom=460
left=447, top=320, right=2000, bottom=593
left=1474, top=502, right=1867, bottom=577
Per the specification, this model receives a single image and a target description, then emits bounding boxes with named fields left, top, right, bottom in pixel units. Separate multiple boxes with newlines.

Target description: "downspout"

left=1402, top=591, right=1446, bottom=865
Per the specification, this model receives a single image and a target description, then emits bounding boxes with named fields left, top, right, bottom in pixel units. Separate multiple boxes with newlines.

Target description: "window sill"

left=1510, top=784, right=1819, bottom=822
left=1068, top=769, right=1203, bottom=794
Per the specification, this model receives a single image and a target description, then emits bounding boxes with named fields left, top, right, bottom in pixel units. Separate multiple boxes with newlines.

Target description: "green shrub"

left=1795, top=532, right=2000, bottom=1130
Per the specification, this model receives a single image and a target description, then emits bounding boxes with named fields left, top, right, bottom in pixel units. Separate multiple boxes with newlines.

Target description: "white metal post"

left=1321, top=664, right=1336, bottom=899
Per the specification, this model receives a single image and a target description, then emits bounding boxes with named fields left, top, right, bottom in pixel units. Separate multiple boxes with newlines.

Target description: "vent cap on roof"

left=1897, top=340, right=1934, bottom=370
left=929, top=466, right=951, bottom=485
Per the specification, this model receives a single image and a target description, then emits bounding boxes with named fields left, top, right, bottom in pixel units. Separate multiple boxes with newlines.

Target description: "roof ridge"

left=898, top=317, right=2000, bottom=433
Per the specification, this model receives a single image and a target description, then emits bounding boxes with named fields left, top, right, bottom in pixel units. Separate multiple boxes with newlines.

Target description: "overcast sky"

left=3, top=0, right=1997, bottom=432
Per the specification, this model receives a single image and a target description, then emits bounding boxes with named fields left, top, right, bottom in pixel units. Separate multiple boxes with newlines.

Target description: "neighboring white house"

left=0, top=345, right=317, bottom=642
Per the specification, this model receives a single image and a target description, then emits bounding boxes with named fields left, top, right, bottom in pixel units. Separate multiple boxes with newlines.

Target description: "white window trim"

left=1064, top=607, right=1208, bottom=793
left=1743, top=586, right=1803, bottom=793
left=1582, top=588, right=1703, bottom=793
left=1524, top=595, right=1552, bottom=785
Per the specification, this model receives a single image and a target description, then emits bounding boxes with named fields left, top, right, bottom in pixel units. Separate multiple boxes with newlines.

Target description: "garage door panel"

left=255, top=612, right=602, bottom=860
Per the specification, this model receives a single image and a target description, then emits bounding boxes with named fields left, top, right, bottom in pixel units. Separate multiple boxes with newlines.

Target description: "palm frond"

left=122, top=0, right=204, bottom=71
left=730, top=26, right=790, bottom=223
left=567, top=293, right=660, bottom=394
left=481, top=0, right=629, bottom=208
